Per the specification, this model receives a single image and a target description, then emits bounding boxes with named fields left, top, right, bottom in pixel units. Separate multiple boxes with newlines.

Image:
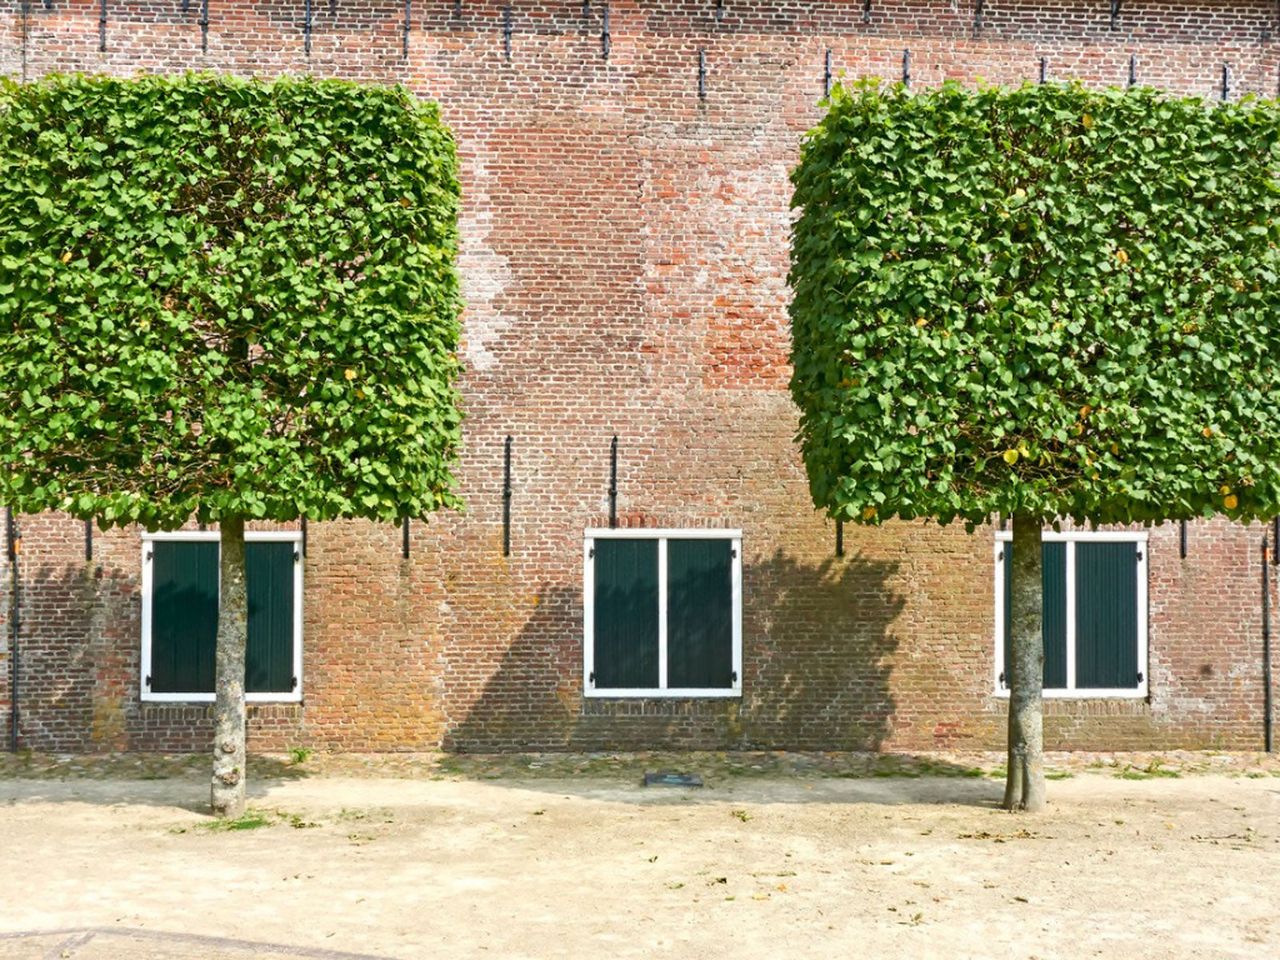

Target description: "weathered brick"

left=0, top=1, right=1275, bottom=754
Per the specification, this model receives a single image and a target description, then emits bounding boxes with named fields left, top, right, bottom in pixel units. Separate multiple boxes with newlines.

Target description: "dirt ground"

left=0, top=752, right=1277, bottom=960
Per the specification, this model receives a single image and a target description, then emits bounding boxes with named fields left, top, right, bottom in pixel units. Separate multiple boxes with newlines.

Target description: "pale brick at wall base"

left=0, top=1, right=1275, bottom=754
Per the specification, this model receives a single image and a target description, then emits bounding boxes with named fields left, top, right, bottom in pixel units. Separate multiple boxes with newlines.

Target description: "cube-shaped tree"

left=0, top=75, right=463, bottom=816
left=790, top=81, right=1280, bottom=809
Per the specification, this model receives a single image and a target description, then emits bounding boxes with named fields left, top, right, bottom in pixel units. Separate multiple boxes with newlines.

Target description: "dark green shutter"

left=1075, top=541, right=1139, bottom=689
left=592, top=539, right=659, bottom=689
left=150, top=541, right=218, bottom=693
left=666, top=539, right=734, bottom=689
left=246, top=542, right=296, bottom=694
left=1002, top=541, right=1067, bottom=689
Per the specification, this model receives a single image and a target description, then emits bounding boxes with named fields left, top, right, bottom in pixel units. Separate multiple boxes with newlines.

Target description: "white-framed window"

left=994, top=530, right=1148, bottom=699
left=583, top=528, right=743, bottom=698
left=141, top=531, right=303, bottom=703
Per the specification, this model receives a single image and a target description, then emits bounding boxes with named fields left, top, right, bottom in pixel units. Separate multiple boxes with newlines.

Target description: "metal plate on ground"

left=642, top=771, right=703, bottom=788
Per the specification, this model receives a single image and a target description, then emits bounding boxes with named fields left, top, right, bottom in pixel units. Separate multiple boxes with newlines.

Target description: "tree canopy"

left=0, top=73, right=463, bottom=530
left=789, top=80, right=1280, bottom=527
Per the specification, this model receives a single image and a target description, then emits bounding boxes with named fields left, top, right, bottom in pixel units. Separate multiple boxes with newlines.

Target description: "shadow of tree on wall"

left=738, top=549, right=906, bottom=751
left=7, top=563, right=108, bottom=752
left=444, top=547, right=910, bottom=755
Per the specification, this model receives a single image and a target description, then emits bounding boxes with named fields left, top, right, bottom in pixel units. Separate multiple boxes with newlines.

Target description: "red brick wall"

left=1, top=1, right=1276, bottom=754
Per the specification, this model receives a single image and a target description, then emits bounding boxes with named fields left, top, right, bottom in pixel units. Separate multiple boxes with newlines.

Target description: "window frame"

left=993, top=529, right=1148, bottom=699
left=583, top=528, right=743, bottom=699
left=140, top=531, right=304, bottom=704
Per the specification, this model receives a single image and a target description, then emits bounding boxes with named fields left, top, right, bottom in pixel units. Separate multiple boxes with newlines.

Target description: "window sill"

left=992, top=688, right=1148, bottom=700
left=585, top=688, right=742, bottom=699
left=140, top=692, right=303, bottom=704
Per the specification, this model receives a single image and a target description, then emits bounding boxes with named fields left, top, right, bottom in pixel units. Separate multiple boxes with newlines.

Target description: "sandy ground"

left=0, top=767, right=1277, bottom=960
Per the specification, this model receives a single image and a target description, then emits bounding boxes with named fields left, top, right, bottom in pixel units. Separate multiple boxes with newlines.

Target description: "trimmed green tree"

left=789, top=80, right=1280, bottom=810
left=0, top=74, right=463, bottom=816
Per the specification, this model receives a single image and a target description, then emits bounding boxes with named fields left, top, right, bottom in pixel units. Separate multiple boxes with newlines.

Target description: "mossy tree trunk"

left=1003, top=513, right=1046, bottom=813
left=210, top=516, right=248, bottom=818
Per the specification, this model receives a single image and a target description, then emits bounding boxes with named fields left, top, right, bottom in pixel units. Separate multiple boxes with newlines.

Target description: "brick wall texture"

left=1, top=0, right=1277, bottom=754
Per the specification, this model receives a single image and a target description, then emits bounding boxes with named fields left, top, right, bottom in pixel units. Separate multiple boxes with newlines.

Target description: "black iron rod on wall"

left=98, top=0, right=107, bottom=52
left=84, top=519, right=92, bottom=562
left=200, top=0, right=209, bottom=53
left=403, top=0, right=411, bottom=58
left=601, top=3, right=610, bottom=58
left=402, top=516, right=410, bottom=560
left=305, top=0, right=313, bottom=56
left=835, top=519, right=844, bottom=558
left=502, top=435, right=513, bottom=557
left=608, top=436, right=618, bottom=529
left=824, top=48, right=832, bottom=97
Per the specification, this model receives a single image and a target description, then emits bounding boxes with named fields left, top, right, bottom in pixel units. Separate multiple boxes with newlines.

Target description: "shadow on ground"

left=0, top=753, right=308, bottom=813
left=0, top=927, right=390, bottom=960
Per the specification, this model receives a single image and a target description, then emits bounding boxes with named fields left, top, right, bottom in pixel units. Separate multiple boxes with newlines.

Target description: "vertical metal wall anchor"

left=403, top=0, right=411, bottom=59
left=1179, top=519, right=1187, bottom=559
left=601, top=3, right=610, bottom=59
left=200, top=0, right=210, bottom=53
left=503, top=4, right=512, bottom=60
left=973, top=0, right=984, bottom=33
left=835, top=519, right=844, bottom=558
left=453, top=0, right=462, bottom=18
left=824, top=49, right=833, bottom=97
left=862, top=0, right=871, bottom=26
left=98, top=0, right=107, bottom=52
left=84, top=519, right=93, bottom=562
left=1128, top=53, right=1137, bottom=87
left=1110, top=0, right=1123, bottom=31
left=698, top=48, right=707, bottom=99
left=300, top=516, right=308, bottom=558
left=608, top=436, right=618, bottom=529
left=1221, top=63, right=1230, bottom=101
left=304, top=0, right=313, bottom=56
left=502, top=435, right=513, bottom=557
left=902, top=48, right=910, bottom=87
left=715, top=0, right=724, bottom=22
left=401, top=517, right=410, bottom=560
left=1038, top=56, right=1047, bottom=83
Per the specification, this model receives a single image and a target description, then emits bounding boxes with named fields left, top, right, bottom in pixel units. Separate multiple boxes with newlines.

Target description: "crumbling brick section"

left=0, top=1, right=1276, bottom=754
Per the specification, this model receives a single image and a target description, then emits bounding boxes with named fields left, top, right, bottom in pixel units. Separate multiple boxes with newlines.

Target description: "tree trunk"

left=1003, top=513, right=1046, bottom=813
left=210, top=516, right=248, bottom=818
